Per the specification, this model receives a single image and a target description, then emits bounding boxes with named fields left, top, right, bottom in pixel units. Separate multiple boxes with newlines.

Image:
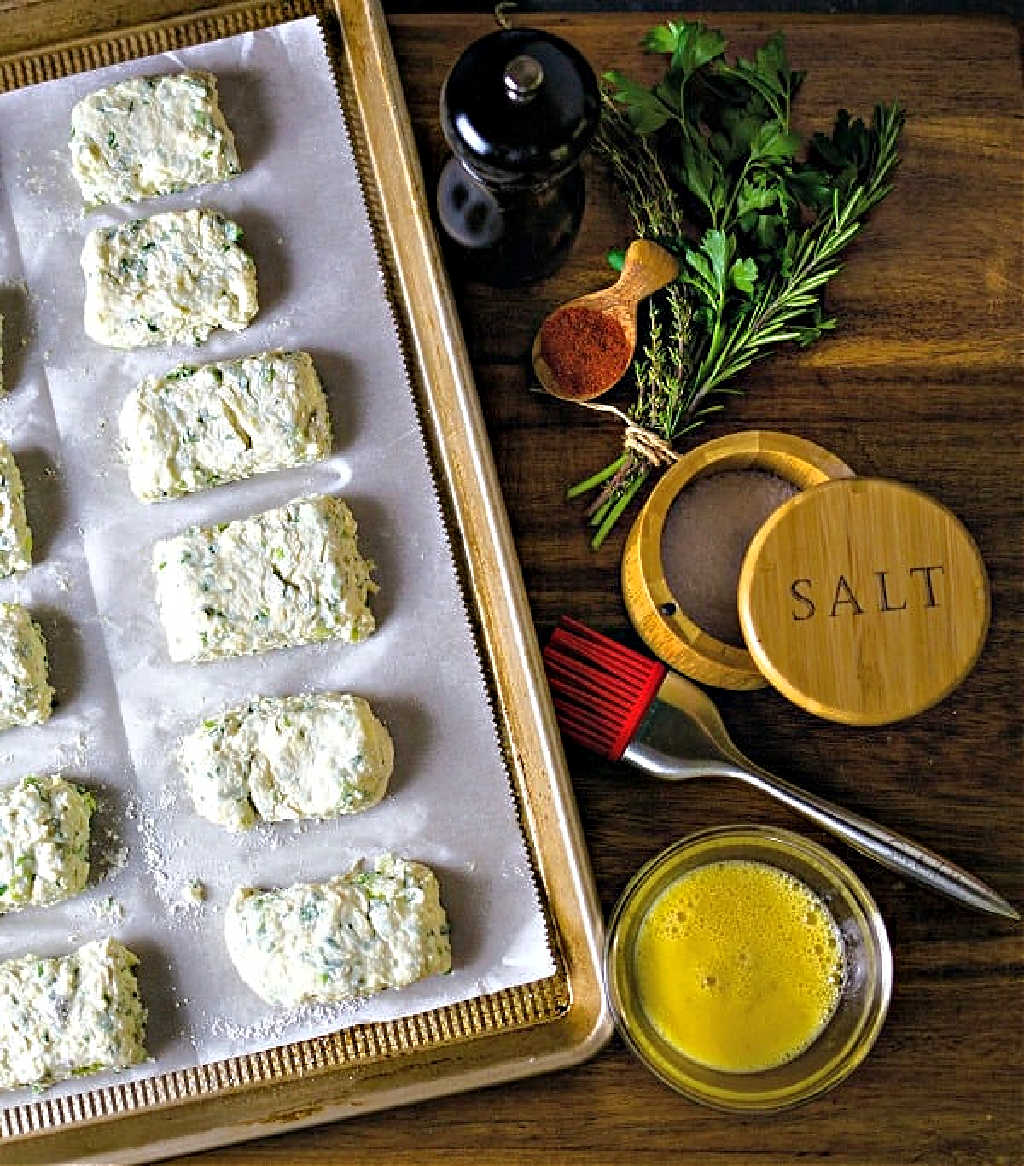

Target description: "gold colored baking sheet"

left=0, top=2, right=610, bottom=1161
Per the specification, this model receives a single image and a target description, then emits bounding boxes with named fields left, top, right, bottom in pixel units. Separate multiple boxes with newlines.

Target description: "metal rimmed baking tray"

left=0, top=1, right=610, bottom=1160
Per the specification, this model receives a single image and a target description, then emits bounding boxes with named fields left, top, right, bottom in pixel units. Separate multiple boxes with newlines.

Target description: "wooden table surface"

left=187, top=13, right=1020, bottom=1164
left=1, top=6, right=1022, bottom=1164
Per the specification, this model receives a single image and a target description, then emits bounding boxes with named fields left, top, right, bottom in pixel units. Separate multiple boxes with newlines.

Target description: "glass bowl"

left=604, top=824, right=892, bottom=1112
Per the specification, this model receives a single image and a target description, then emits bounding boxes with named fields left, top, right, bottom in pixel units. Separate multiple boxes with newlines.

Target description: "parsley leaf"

left=729, top=257, right=758, bottom=295
left=602, top=71, right=671, bottom=133
left=649, top=21, right=727, bottom=81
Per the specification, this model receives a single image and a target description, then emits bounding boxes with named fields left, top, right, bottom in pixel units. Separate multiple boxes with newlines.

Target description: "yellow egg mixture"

left=635, top=859, right=844, bottom=1073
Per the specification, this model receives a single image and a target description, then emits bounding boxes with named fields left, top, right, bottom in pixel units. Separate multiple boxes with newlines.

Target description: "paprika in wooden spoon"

left=532, top=239, right=679, bottom=401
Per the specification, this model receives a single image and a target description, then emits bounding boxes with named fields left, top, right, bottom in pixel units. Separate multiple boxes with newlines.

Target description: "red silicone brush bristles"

left=542, top=616, right=667, bottom=760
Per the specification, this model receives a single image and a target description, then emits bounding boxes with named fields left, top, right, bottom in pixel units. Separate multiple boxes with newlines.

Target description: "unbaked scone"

left=0, top=603, right=53, bottom=731
left=70, top=71, right=240, bottom=207
left=0, top=774, right=94, bottom=913
left=81, top=209, right=257, bottom=348
left=118, top=351, right=331, bottom=501
left=179, top=692, right=393, bottom=831
left=152, top=495, right=375, bottom=663
left=0, top=443, right=32, bottom=577
left=224, top=856, right=451, bottom=1006
left=0, top=938, right=146, bottom=1089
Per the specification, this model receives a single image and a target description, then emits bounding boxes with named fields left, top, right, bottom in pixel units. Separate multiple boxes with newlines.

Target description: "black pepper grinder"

left=437, top=28, right=600, bottom=287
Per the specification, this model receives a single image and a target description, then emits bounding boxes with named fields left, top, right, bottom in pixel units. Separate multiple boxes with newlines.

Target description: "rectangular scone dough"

left=82, top=209, right=257, bottom=348
left=0, top=775, right=94, bottom=913
left=119, top=350, right=332, bottom=501
left=70, top=71, right=240, bottom=208
left=0, top=442, right=31, bottom=576
left=225, top=855, right=451, bottom=1006
left=0, top=603, right=53, bottom=731
left=0, top=938, right=146, bottom=1089
left=153, top=495, right=375, bottom=663
left=180, top=692, right=393, bottom=831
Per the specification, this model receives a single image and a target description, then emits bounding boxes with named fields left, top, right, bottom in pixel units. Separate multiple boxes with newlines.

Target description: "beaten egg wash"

left=634, top=860, right=844, bottom=1073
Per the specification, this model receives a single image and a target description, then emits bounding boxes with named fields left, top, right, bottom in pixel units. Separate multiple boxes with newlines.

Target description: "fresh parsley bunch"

left=570, top=21, right=904, bottom=548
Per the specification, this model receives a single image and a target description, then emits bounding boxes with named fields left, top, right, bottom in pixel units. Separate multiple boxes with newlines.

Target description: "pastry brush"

left=542, top=616, right=1019, bottom=920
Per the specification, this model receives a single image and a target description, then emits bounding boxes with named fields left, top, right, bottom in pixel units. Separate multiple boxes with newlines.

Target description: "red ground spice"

left=539, top=306, right=631, bottom=400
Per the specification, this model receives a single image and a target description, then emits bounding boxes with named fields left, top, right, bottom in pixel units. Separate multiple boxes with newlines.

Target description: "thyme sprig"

left=572, top=21, right=904, bottom=548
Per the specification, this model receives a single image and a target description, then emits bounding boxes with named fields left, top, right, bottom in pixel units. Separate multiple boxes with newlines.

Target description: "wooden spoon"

left=532, top=239, right=679, bottom=401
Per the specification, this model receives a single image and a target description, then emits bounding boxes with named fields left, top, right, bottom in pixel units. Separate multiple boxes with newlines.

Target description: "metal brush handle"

left=626, top=674, right=1019, bottom=920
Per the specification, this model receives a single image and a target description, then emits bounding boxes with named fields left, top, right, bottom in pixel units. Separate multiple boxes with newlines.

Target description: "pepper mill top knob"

left=504, top=54, right=544, bottom=102
left=440, top=28, right=599, bottom=189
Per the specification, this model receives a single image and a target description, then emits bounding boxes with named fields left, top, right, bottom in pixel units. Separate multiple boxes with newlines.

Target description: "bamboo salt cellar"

left=622, top=431, right=991, bottom=725
left=533, top=239, right=679, bottom=401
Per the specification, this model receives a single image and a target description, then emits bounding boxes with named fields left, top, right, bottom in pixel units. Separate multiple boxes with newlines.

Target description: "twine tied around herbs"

left=578, top=399, right=679, bottom=468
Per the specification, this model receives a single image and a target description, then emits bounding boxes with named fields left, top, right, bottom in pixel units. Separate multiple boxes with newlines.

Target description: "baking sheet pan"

left=0, top=1, right=610, bottom=1160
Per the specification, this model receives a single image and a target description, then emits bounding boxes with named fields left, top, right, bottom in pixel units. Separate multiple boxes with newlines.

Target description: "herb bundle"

left=569, top=21, right=904, bottom=547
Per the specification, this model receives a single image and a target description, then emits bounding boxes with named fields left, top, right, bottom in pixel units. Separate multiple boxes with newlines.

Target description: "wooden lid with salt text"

left=737, top=478, right=990, bottom=726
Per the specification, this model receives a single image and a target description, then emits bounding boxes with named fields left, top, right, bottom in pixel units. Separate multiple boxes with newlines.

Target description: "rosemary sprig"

left=572, top=22, right=904, bottom=548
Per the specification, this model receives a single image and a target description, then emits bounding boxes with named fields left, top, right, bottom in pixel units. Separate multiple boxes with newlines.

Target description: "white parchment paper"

left=0, top=16, right=553, bottom=1104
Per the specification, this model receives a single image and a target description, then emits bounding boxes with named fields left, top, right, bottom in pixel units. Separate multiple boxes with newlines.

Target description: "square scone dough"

left=70, top=71, right=240, bottom=208
left=0, top=442, right=31, bottom=577
left=0, top=603, right=53, bottom=731
left=0, top=775, right=94, bottom=913
left=180, top=692, right=393, bottom=831
left=224, top=855, right=451, bottom=1007
left=153, top=494, right=375, bottom=663
left=119, top=350, right=332, bottom=501
left=82, top=209, right=257, bottom=348
left=0, top=938, right=147, bottom=1089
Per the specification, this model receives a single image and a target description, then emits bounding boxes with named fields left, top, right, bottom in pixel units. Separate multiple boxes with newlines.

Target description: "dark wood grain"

left=174, top=13, right=1021, bottom=1165
left=1, top=7, right=1020, bottom=1164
